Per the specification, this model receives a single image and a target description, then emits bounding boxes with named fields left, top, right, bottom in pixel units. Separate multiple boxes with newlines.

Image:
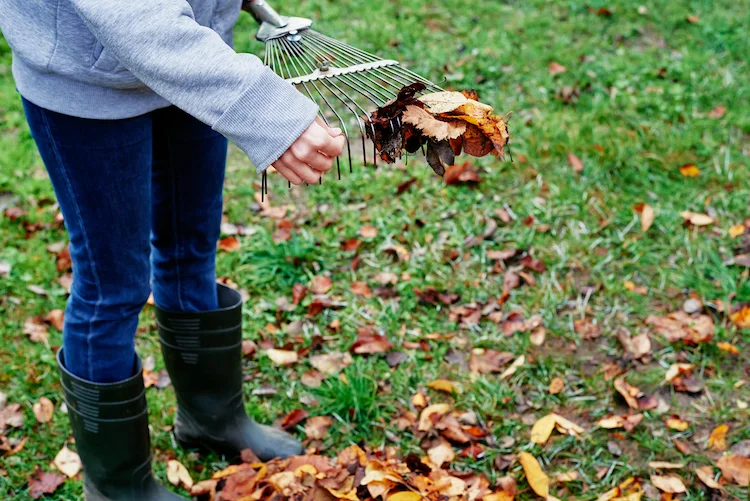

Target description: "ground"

left=1, top=0, right=749, bottom=500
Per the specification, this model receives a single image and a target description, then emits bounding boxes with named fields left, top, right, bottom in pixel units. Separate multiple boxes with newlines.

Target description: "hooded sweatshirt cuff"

left=212, top=67, right=319, bottom=173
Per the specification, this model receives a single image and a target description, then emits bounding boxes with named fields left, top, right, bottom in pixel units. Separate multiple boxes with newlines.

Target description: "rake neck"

left=244, top=0, right=287, bottom=27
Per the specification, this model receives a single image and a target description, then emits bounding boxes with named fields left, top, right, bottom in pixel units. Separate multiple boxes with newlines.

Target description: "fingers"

left=273, top=160, right=303, bottom=185
left=281, top=152, right=322, bottom=184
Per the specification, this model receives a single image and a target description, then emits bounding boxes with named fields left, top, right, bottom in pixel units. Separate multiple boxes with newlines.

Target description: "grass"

left=1, top=0, right=749, bottom=499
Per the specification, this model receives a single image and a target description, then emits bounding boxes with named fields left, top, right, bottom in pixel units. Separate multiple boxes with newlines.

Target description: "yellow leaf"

left=729, top=224, right=746, bottom=238
left=518, top=451, right=549, bottom=498
left=417, top=91, right=469, bottom=114
left=708, top=424, right=729, bottom=451
left=549, top=377, right=564, bottom=395
left=717, top=342, right=739, bottom=355
left=664, top=415, right=690, bottom=431
left=679, top=211, right=715, bottom=226
left=500, top=355, right=524, bottom=380
left=530, top=414, right=557, bottom=444
left=730, top=306, right=750, bottom=328
left=482, top=493, right=514, bottom=501
left=167, top=460, right=194, bottom=490
left=427, top=379, right=461, bottom=394
left=417, top=403, right=450, bottom=432
left=265, top=349, right=298, bottom=366
left=664, top=363, right=694, bottom=382
left=555, top=471, right=579, bottom=482
left=694, top=466, right=722, bottom=490
left=679, top=164, right=700, bottom=177
left=648, top=461, right=684, bottom=469
left=388, top=492, right=424, bottom=501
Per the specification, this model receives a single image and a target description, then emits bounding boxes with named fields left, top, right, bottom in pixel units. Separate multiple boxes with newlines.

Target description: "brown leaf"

left=341, top=236, right=362, bottom=252
left=686, top=15, right=700, bottom=23
left=310, top=352, right=352, bottom=375
left=27, top=468, right=66, bottom=499
left=730, top=306, right=750, bottom=328
left=350, top=281, right=372, bottom=298
left=598, top=413, right=644, bottom=432
left=351, top=327, right=393, bottom=354
left=708, top=105, right=726, bottom=119
left=549, top=377, right=564, bottom=395
left=292, top=283, right=308, bottom=305
left=402, top=105, right=466, bottom=141
left=646, top=311, right=714, bottom=344
left=427, top=439, right=455, bottom=467
left=45, top=309, right=65, bottom=331
left=695, top=466, right=722, bottom=490
left=0, top=403, right=24, bottom=432
left=679, top=210, right=715, bottom=226
left=634, top=203, right=655, bottom=231
left=518, top=451, right=549, bottom=498
left=716, top=454, right=750, bottom=486
left=650, top=474, right=686, bottom=493
left=33, top=397, right=54, bottom=424
left=618, top=330, right=651, bottom=359
left=265, top=349, right=299, bottom=366
left=549, top=62, right=567, bottom=75
left=444, top=161, right=481, bottom=186
left=469, top=349, right=515, bottom=375
left=679, top=164, right=700, bottom=177
left=567, top=153, right=583, bottom=173
left=217, top=236, right=241, bottom=252
left=280, top=409, right=308, bottom=430
left=418, top=404, right=451, bottom=432
left=359, top=225, right=379, bottom=239
left=24, top=317, right=49, bottom=343
left=304, top=416, right=333, bottom=440
left=311, top=276, right=333, bottom=295
left=375, top=271, right=399, bottom=285
left=574, top=318, right=601, bottom=339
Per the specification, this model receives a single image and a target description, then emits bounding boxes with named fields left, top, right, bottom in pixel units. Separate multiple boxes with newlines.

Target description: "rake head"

left=244, top=0, right=443, bottom=188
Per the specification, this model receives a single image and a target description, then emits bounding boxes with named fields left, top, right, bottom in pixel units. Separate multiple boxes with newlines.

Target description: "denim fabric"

left=23, top=98, right=227, bottom=383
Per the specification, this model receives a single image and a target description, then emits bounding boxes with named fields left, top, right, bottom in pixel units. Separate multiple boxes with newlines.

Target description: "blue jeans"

left=23, top=99, right=228, bottom=383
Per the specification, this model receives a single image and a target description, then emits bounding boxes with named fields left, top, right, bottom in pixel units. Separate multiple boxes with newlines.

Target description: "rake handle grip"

left=243, top=0, right=287, bottom=28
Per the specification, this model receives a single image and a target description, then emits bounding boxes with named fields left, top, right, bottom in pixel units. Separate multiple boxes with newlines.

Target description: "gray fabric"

left=0, top=0, right=319, bottom=172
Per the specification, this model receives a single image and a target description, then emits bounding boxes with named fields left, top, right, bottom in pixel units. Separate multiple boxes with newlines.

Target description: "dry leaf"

left=24, top=317, right=49, bottom=343
left=427, top=379, right=461, bottom=394
left=708, top=105, right=726, bottom=119
left=650, top=474, right=686, bottom=494
left=427, top=439, right=455, bottom=466
left=53, top=446, right=81, bottom=478
left=678, top=164, right=700, bottom=177
left=648, top=461, right=683, bottom=469
left=45, top=309, right=65, bottom=331
left=549, top=377, right=564, bottom=395
left=418, top=404, right=451, bottom=432
left=499, top=355, right=524, bottom=380
left=716, top=454, right=750, bottom=486
left=359, top=225, right=379, bottom=239
left=351, top=327, right=393, bottom=354
left=729, top=224, right=746, bottom=238
left=310, top=352, right=352, bottom=375
left=634, top=203, right=655, bottom=231
left=418, top=91, right=468, bottom=114
left=567, top=153, right=583, bottom=173
left=265, top=349, right=299, bottom=366
left=665, top=415, right=690, bottom=431
left=217, top=236, right=241, bottom=252
left=167, top=459, right=194, bottom=490
left=694, top=466, right=722, bottom=490
left=549, top=62, right=567, bottom=75
left=730, top=306, right=750, bottom=328
left=680, top=210, right=715, bottom=226
left=598, top=414, right=644, bottom=432
left=646, top=311, right=714, bottom=344
left=614, top=377, right=641, bottom=409
left=351, top=281, right=373, bottom=298
left=27, top=468, right=66, bottom=499
left=530, top=414, right=557, bottom=445
left=304, top=416, right=333, bottom=440
left=33, top=397, right=54, bottom=424
left=708, top=424, right=729, bottom=452
left=518, top=451, right=549, bottom=498
left=311, top=276, right=333, bottom=294
left=664, top=363, right=695, bottom=382
left=402, top=105, right=466, bottom=141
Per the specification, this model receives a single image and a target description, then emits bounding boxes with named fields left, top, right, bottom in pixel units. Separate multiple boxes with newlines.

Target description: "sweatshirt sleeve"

left=69, top=0, right=319, bottom=172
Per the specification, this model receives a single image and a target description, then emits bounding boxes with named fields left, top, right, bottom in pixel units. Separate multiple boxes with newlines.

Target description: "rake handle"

left=243, top=0, right=287, bottom=28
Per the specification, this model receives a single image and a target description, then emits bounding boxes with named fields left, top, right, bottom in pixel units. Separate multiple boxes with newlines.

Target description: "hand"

left=272, top=117, right=346, bottom=185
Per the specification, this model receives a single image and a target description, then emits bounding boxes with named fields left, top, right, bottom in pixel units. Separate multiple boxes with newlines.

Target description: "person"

left=0, top=0, right=346, bottom=499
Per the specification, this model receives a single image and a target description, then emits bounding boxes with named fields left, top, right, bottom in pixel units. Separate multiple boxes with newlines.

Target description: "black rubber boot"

left=156, top=284, right=303, bottom=461
left=57, top=349, right=185, bottom=500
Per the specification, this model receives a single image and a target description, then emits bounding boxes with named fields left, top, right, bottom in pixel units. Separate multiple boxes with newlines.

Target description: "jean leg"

left=150, top=107, right=227, bottom=312
left=22, top=98, right=153, bottom=383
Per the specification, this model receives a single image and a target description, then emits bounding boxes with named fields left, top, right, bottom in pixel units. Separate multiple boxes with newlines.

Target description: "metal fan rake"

left=243, top=0, right=443, bottom=195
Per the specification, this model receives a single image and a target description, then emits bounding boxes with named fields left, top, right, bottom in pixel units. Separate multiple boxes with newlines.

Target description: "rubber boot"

left=57, top=349, right=185, bottom=500
left=156, top=284, right=303, bottom=461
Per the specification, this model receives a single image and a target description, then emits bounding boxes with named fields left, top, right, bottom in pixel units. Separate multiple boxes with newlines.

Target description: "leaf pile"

left=192, top=444, right=519, bottom=501
left=365, top=83, right=510, bottom=176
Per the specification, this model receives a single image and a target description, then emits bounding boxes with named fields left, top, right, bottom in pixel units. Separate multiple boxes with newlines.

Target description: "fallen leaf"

left=418, top=404, right=451, bottom=432
left=27, top=468, right=66, bottom=499
left=351, top=281, right=372, bottom=298
left=646, top=311, right=714, bottom=344
left=427, top=439, right=455, bottom=466
left=598, top=413, right=644, bottom=432
left=499, top=355, right=524, bottom=380
left=648, top=461, right=683, bottom=469
left=388, top=492, right=423, bottom=501
left=665, top=415, right=690, bottom=431
left=375, top=271, right=399, bottom=285
left=555, top=471, right=579, bottom=483
left=549, top=62, right=567, bottom=75
left=664, top=363, right=695, bottom=382
left=518, top=451, right=549, bottom=498
left=623, top=280, right=648, bottom=294
left=717, top=454, right=750, bottom=486
left=680, top=210, right=715, bottom=226
left=33, top=397, right=54, bottom=424
left=444, top=161, right=481, bottom=186
left=167, top=459, right=194, bottom=490
left=45, top=309, right=65, bottom=331
left=24, top=317, right=49, bottom=343
left=402, top=105, right=466, bottom=141
left=311, top=276, right=333, bottom=294
left=708, top=105, right=726, bottom=119
left=614, top=377, right=641, bottom=409
left=729, top=224, right=746, bottom=238
left=280, top=409, right=308, bottom=430
left=359, top=225, right=379, bottom=239
left=567, top=153, right=583, bottom=173
left=304, top=416, right=333, bottom=440
left=418, top=91, right=468, bottom=114
left=265, top=349, right=299, bottom=366
left=686, top=15, right=700, bottom=23
left=529, top=327, right=546, bottom=346
left=730, top=306, right=750, bottom=328
left=310, top=352, right=352, bottom=375
left=530, top=414, right=557, bottom=445
left=708, top=424, right=729, bottom=452
left=634, top=204, right=655, bottom=231
left=649, top=474, right=686, bottom=494
left=618, top=330, right=651, bottom=359
left=351, top=327, right=393, bottom=354
left=549, top=377, right=565, bottom=395
left=53, top=445, right=81, bottom=478
left=679, top=164, right=700, bottom=177
left=694, top=466, right=722, bottom=490
left=427, top=379, right=461, bottom=394
left=217, top=236, right=241, bottom=252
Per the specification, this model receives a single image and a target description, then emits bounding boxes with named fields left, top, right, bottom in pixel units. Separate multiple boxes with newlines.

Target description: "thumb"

left=314, top=116, right=343, bottom=138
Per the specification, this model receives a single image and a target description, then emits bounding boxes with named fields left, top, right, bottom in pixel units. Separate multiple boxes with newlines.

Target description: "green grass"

left=1, top=0, right=749, bottom=499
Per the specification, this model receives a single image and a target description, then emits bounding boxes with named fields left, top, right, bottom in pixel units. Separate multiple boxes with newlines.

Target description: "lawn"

left=1, top=0, right=749, bottom=499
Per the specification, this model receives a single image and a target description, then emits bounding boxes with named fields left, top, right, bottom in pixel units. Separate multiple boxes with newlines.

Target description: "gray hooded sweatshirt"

left=0, top=0, right=319, bottom=172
